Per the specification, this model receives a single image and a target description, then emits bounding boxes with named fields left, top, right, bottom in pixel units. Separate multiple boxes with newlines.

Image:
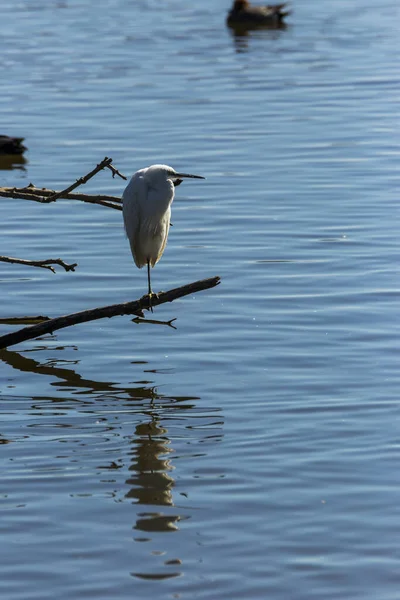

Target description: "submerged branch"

left=0, top=276, right=221, bottom=349
left=0, top=255, right=77, bottom=273
left=132, top=316, right=177, bottom=329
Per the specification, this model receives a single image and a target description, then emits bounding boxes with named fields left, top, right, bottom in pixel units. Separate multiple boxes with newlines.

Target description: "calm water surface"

left=1, top=0, right=400, bottom=598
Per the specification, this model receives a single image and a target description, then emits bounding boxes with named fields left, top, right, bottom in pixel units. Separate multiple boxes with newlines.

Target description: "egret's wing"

left=143, top=184, right=173, bottom=267
left=122, top=173, right=147, bottom=268
left=153, top=212, right=170, bottom=267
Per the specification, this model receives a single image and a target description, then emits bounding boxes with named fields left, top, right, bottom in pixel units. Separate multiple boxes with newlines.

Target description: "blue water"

left=1, top=0, right=400, bottom=598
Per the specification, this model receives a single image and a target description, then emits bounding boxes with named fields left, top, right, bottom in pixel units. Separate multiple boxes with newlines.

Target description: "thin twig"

left=0, top=276, right=221, bottom=349
left=0, top=256, right=77, bottom=273
left=105, top=163, right=127, bottom=180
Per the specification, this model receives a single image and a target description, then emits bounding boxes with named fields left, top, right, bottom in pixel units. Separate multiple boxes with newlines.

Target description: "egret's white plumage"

left=122, top=164, right=204, bottom=306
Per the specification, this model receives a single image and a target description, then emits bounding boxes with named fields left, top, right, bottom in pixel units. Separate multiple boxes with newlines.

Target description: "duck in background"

left=227, top=0, right=290, bottom=29
left=0, top=136, right=27, bottom=155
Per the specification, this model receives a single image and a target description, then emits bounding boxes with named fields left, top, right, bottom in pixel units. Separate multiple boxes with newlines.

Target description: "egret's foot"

left=147, top=291, right=159, bottom=313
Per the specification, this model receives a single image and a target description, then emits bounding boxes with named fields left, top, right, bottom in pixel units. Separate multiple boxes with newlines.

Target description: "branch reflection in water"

left=0, top=347, right=224, bottom=581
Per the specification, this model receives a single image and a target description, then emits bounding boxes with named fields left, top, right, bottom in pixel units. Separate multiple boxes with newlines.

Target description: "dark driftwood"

left=0, top=255, right=77, bottom=273
left=0, top=276, right=220, bottom=349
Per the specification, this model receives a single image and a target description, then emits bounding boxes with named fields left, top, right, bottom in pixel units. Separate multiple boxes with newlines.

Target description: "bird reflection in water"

left=0, top=347, right=223, bottom=580
left=126, top=417, right=175, bottom=509
left=127, top=410, right=190, bottom=580
left=125, top=393, right=224, bottom=581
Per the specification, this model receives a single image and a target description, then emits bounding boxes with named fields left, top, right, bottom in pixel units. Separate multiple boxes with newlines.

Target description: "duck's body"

left=227, top=0, right=289, bottom=28
left=0, top=136, right=27, bottom=155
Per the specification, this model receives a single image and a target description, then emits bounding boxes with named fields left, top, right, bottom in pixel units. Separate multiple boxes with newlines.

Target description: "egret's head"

left=144, top=164, right=205, bottom=186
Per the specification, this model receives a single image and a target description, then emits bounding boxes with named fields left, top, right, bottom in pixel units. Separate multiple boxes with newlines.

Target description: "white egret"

left=122, top=164, right=205, bottom=308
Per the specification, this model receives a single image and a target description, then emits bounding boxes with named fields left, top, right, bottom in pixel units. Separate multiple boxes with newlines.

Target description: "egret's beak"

left=174, top=172, right=205, bottom=180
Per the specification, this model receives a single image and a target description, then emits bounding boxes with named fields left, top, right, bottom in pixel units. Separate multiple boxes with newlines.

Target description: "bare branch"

left=0, top=255, right=77, bottom=273
left=46, top=157, right=120, bottom=202
left=0, top=185, right=121, bottom=204
left=0, top=276, right=221, bottom=349
left=0, top=188, right=50, bottom=203
left=0, top=156, right=126, bottom=210
left=0, top=185, right=122, bottom=210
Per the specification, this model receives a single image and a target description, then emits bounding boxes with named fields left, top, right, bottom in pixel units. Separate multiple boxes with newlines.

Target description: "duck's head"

left=232, top=0, right=250, bottom=10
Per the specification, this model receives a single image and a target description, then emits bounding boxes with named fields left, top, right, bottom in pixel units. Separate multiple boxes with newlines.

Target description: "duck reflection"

left=229, top=25, right=287, bottom=53
left=0, top=153, right=27, bottom=171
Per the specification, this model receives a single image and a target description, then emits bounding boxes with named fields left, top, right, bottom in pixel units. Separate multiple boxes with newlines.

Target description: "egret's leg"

left=147, top=261, right=154, bottom=312
left=147, top=261, right=152, bottom=296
